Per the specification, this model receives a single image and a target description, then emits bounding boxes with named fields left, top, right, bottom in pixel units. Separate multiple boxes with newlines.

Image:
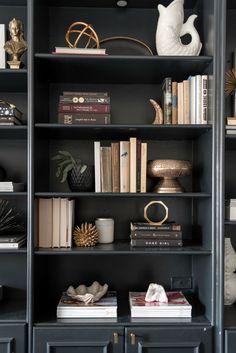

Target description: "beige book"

left=120, top=141, right=130, bottom=192
left=52, top=198, right=61, bottom=247
left=100, top=146, right=112, bottom=192
left=140, top=143, right=147, bottom=193
left=172, top=81, right=178, bottom=124
left=67, top=199, right=75, bottom=248
left=38, top=198, right=53, bottom=248
left=129, top=137, right=137, bottom=193
left=177, top=82, right=184, bottom=124
left=60, top=198, right=68, bottom=247
left=94, top=141, right=101, bottom=192
left=183, top=80, right=190, bottom=124
left=227, top=117, right=236, bottom=125
left=111, top=142, right=120, bottom=192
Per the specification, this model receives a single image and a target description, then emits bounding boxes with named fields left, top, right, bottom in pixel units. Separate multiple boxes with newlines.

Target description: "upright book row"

left=94, top=138, right=147, bottom=193
left=162, top=75, right=209, bottom=125
left=37, top=198, right=75, bottom=248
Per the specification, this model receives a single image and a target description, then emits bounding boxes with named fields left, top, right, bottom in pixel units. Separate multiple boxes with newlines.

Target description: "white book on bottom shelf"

left=129, top=291, right=192, bottom=318
left=57, top=291, right=117, bottom=318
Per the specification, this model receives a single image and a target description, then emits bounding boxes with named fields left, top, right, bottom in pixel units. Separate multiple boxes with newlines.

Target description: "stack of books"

left=225, top=117, right=236, bottom=135
left=94, top=137, right=147, bottom=193
left=0, top=182, right=24, bottom=192
left=162, top=75, right=209, bottom=125
left=129, top=291, right=192, bottom=317
left=53, top=47, right=107, bottom=56
left=57, top=291, right=117, bottom=318
left=58, top=91, right=111, bottom=125
left=130, top=222, right=183, bottom=248
left=0, top=234, right=26, bottom=249
left=0, top=102, right=23, bottom=125
left=37, top=198, right=75, bottom=248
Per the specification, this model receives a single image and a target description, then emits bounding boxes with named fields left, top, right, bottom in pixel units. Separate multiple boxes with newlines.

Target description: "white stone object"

left=224, top=238, right=236, bottom=305
left=145, top=283, right=168, bottom=303
left=156, top=0, right=202, bottom=56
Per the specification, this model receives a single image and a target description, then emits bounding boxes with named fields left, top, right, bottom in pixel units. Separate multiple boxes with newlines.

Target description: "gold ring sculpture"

left=144, top=201, right=168, bottom=225
left=65, top=22, right=100, bottom=49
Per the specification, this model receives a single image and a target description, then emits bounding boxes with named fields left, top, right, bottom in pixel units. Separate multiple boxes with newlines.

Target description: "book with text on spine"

left=129, top=291, right=192, bottom=317
left=130, top=238, right=183, bottom=247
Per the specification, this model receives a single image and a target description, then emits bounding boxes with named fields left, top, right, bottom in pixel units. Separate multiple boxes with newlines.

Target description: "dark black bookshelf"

left=0, top=70, right=27, bottom=92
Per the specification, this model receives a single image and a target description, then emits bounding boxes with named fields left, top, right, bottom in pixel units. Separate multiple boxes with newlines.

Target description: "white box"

left=225, top=205, right=236, bottom=220
left=0, top=24, right=6, bottom=69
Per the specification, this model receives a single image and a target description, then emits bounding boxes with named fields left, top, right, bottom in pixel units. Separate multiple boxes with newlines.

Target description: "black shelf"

left=0, top=247, right=27, bottom=254
left=0, top=69, right=27, bottom=92
left=225, top=221, right=236, bottom=225
left=0, top=126, right=27, bottom=139
left=35, top=192, right=211, bottom=198
left=46, top=0, right=198, bottom=9
left=0, top=300, right=26, bottom=322
left=35, top=124, right=212, bottom=140
left=0, top=192, right=27, bottom=197
left=34, top=242, right=212, bottom=255
left=0, top=0, right=26, bottom=4
left=35, top=55, right=213, bottom=84
left=225, top=304, right=236, bottom=329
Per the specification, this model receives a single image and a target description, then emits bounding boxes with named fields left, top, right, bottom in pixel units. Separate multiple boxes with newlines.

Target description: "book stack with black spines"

left=58, top=91, right=111, bottom=125
left=0, top=101, right=23, bottom=125
left=130, top=222, right=183, bottom=248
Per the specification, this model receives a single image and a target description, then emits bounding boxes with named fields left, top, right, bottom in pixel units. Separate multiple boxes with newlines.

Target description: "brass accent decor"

left=65, top=22, right=100, bottom=49
left=147, top=159, right=192, bottom=193
left=144, top=201, right=168, bottom=225
left=73, top=222, right=98, bottom=247
left=149, top=99, right=164, bottom=124
left=225, top=69, right=236, bottom=96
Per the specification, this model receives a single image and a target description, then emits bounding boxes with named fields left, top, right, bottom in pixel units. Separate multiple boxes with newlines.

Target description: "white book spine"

left=0, top=24, right=6, bottom=69
left=52, top=198, right=61, bottom=247
left=67, top=199, right=75, bottom=248
left=94, top=141, right=101, bottom=192
left=60, top=198, right=68, bottom=247
left=195, top=75, right=202, bottom=124
left=140, top=142, right=147, bottom=193
left=129, top=137, right=137, bottom=193
left=120, top=141, right=130, bottom=192
left=38, top=198, right=53, bottom=248
left=190, top=76, right=196, bottom=124
left=201, top=75, right=208, bottom=124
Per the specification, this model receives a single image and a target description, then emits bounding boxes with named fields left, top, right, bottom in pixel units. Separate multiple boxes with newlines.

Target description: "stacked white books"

left=57, top=291, right=117, bottom=318
left=53, top=47, right=106, bottom=55
left=129, top=291, right=192, bottom=318
left=0, top=234, right=26, bottom=249
left=0, top=182, right=24, bottom=192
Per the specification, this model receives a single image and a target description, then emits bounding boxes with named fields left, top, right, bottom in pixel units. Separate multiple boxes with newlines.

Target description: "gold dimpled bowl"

left=147, top=159, right=192, bottom=193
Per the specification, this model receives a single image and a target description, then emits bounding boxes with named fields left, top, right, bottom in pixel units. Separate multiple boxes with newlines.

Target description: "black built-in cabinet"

left=0, top=0, right=229, bottom=352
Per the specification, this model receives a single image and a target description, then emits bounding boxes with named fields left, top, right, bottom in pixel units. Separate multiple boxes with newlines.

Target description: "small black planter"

left=67, top=165, right=94, bottom=192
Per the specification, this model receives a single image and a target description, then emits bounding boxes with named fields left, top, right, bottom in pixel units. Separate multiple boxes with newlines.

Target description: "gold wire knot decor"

left=65, top=22, right=100, bottom=49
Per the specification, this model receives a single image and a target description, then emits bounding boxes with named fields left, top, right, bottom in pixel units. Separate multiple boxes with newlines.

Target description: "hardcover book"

left=129, top=291, right=192, bottom=317
left=162, top=77, right=172, bottom=124
left=130, top=222, right=181, bottom=231
left=57, top=291, right=117, bottom=318
left=58, top=103, right=110, bottom=114
left=0, top=24, right=5, bottom=69
left=60, top=95, right=110, bottom=104
left=100, top=146, right=112, bottom=192
left=58, top=113, right=111, bottom=125
left=54, top=47, right=106, bottom=55
left=130, top=230, right=182, bottom=240
left=130, top=239, right=183, bottom=247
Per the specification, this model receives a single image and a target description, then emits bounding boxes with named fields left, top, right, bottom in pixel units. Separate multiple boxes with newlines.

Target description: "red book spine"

left=58, top=103, right=110, bottom=114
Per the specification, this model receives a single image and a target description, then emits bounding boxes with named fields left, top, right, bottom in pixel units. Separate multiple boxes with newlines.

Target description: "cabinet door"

left=225, top=330, right=236, bottom=353
left=34, top=326, right=123, bottom=353
left=0, top=324, right=26, bottom=353
left=126, top=326, right=212, bottom=353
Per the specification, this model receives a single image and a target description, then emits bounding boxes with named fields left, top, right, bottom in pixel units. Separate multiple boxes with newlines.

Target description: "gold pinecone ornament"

left=73, top=222, right=98, bottom=247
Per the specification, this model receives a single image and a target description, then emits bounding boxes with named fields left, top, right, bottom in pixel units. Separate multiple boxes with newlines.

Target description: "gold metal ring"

left=144, top=201, right=168, bottom=225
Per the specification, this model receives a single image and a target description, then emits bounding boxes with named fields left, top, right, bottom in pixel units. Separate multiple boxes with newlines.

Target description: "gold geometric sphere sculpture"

left=65, top=21, right=100, bottom=49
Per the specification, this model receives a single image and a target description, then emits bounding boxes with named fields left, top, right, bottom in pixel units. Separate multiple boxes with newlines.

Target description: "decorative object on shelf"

left=149, top=99, right=164, bottom=124
left=66, top=281, right=108, bottom=304
left=73, top=222, right=98, bottom=247
left=4, top=18, right=27, bottom=69
left=65, top=21, right=100, bottom=49
left=224, top=237, right=236, bottom=305
left=145, top=283, right=168, bottom=303
left=147, top=159, right=192, bottom=193
left=0, top=99, right=23, bottom=125
left=156, top=0, right=202, bottom=56
left=52, top=150, right=94, bottom=192
left=95, top=218, right=114, bottom=244
left=97, top=36, right=153, bottom=55
left=144, top=201, right=168, bottom=225
left=0, top=199, right=25, bottom=234
left=225, top=68, right=236, bottom=110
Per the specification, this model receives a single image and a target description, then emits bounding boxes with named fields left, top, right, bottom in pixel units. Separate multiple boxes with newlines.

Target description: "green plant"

left=52, top=150, right=87, bottom=183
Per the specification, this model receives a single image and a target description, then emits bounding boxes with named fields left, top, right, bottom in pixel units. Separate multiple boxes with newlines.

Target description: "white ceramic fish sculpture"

left=156, top=0, right=202, bottom=56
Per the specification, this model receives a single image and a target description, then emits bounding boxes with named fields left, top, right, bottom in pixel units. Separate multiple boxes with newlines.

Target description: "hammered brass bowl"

left=147, top=159, right=192, bottom=193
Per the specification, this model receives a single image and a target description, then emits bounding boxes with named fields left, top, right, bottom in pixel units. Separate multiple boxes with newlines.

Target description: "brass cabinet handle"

left=130, top=333, right=136, bottom=345
left=113, top=332, right=119, bottom=344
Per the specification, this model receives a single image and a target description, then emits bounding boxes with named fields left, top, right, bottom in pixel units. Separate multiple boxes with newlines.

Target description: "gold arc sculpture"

left=144, top=201, right=169, bottom=225
left=65, top=22, right=100, bottom=49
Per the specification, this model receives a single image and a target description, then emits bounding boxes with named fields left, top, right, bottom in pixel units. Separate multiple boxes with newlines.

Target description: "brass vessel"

left=147, top=159, right=192, bottom=193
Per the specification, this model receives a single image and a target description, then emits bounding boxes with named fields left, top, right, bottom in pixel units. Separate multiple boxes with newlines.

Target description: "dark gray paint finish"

left=0, top=324, right=26, bottom=353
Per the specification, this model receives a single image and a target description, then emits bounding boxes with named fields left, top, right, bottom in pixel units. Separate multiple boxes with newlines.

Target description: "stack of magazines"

left=0, top=234, right=26, bottom=249
left=57, top=291, right=117, bottom=318
left=129, top=291, right=192, bottom=317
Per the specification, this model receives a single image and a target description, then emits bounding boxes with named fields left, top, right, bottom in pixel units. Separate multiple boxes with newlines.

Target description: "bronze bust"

left=4, top=18, right=27, bottom=69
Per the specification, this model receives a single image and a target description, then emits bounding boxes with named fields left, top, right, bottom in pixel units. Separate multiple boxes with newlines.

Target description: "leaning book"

left=57, top=291, right=117, bottom=318
left=129, top=291, right=192, bottom=318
